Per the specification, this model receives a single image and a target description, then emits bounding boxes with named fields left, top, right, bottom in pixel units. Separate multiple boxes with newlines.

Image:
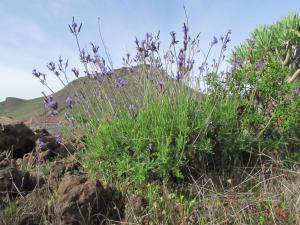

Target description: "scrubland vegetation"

left=2, top=12, right=299, bottom=225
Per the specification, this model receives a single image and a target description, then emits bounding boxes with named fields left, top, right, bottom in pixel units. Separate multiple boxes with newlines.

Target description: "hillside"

left=0, top=66, right=172, bottom=121
left=0, top=116, right=20, bottom=125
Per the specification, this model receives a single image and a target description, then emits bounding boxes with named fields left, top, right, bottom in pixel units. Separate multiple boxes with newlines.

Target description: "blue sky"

left=0, top=0, right=299, bottom=100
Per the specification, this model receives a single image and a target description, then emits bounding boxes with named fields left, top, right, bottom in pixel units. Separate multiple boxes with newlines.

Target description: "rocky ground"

left=0, top=123, right=124, bottom=225
left=1, top=123, right=299, bottom=225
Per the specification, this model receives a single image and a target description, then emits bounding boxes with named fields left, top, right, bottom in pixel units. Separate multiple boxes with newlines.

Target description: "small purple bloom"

left=182, top=23, right=189, bottom=34
left=47, top=101, right=58, bottom=109
left=100, top=67, right=111, bottom=76
left=135, top=37, right=139, bottom=46
left=38, top=140, right=47, bottom=150
left=211, top=36, right=218, bottom=46
left=157, top=80, right=165, bottom=87
left=32, top=69, right=39, bottom=78
left=170, top=31, right=178, bottom=45
left=115, top=78, right=128, bottom=88
left=176, top=72, right=181, bottom=81
left=32, top=70, right=46, bottom=81
left=199, top=65, right=204, bottom=74
left=256, top=58, right=264, bottom=70
left=177, top=50, right=186, bottom=67
left=68, top=16, right=82, bottom=35
left=71, top=67, right=79, bottom=77
left=54, top=133, right=62, bottom=144
left=90, top=43, right=99, bottom=54
left=49, top=110, right=59, bottom=116
left=187, top=59, right=195, bottom=65
left=47, top=62, right=56, bottom=71
left=43, top=94, right=58, bottom=110
left=221, top=30, right=231, bottom=50
left=66, top=96, right=75, bottom=108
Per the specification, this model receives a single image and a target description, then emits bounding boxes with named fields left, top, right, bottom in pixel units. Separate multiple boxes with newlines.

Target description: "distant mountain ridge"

left=0, top=66, right=168, bottom=121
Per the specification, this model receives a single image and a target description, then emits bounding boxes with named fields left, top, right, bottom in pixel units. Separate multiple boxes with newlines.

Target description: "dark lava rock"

left=48, top=158, right=81, bottom=191
left=36, top=135, right=75, bottom=161
left=53, top=174, right=124, bottom=225
left=53, top=174, right=102, bottom=225
left=0, top=123, right=36, bottom=158
left=18, top=216, right=41, bottom=225
left=0, top=167, right=43, bottom=195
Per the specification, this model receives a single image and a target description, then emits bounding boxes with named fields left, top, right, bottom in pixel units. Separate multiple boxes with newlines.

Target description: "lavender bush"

left=31, top=11, right=300, bottom=224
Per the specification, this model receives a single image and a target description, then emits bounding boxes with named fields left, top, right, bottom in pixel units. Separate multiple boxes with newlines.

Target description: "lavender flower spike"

left=71, top=67, right=79, bottom=77
left=115, top=78, right=128, bottom=88
left=66, top=96, right=75, bottom=108
left=211, top=36, right=218, bottom=46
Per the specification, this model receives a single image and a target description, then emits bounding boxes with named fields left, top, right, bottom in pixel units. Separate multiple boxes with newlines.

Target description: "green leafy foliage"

left=228, top=13, right=300, bottom=159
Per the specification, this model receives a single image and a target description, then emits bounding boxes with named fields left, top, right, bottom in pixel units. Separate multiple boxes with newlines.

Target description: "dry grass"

left=120, top=161, right=300, bottom=225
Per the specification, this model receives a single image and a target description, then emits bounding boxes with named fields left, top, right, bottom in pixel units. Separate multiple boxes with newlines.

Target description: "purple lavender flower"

left=32, top=70, right=46, bottom=81
left=182, top=23, right=189, bottom=34
left=177, top=50, right=185, bottom=68
left=170, top=31, right=178, bottom=45
left=68, top=16, right=82, bottom=35
left=230, top=52, right=242, bottom=72
left=256, top=58, right=264, bottom=71
left=90, top=43, right=99, bottom=54
left=221, top=30, right=231, bottom=50
left=32, top=69, right=39, bottom=78
left=66, top=96, right=75, bottom=108
left=71, top=67, right=79, bottom=77
left=187, top=59, right=195, bottom=65
left=198, top=65, right=204, bottom=74
left=135, top=37, right=139, bottom=46
left=115, top=78, right=128, bottom=88
left=54, top=133, right=62, bottom=144
left=48, top=101, right=58, bottom=109
left=79, top=49, right=91, bottom=63
left=157, top=80, right=165, bottom=87
left=43, top=93, right=58, bottom=110
left=211, top=36, right=218, bottom=46
left=128, top=104, right=137, bottom=119
left=176, top=72, right=181, bottom=81
left=49, top=110, right=59, bottom=116
left=100, top=67, right=111, bottom=76
left=47, top=62, right=56, bottom=71
left=38, top=140, right=47, bottom=150
left=182, top=23, right=189, bottom=50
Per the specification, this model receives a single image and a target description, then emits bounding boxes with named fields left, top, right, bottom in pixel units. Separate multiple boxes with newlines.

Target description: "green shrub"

left=228, top=13, right=300, bottom=159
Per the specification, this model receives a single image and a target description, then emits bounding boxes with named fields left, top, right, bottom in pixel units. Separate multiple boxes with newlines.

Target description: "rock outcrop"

left=0, top=123, right=36, bottom=158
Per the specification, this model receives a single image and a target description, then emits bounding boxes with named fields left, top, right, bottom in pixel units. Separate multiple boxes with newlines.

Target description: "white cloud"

left=0, top=66, right=63, bottom=101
